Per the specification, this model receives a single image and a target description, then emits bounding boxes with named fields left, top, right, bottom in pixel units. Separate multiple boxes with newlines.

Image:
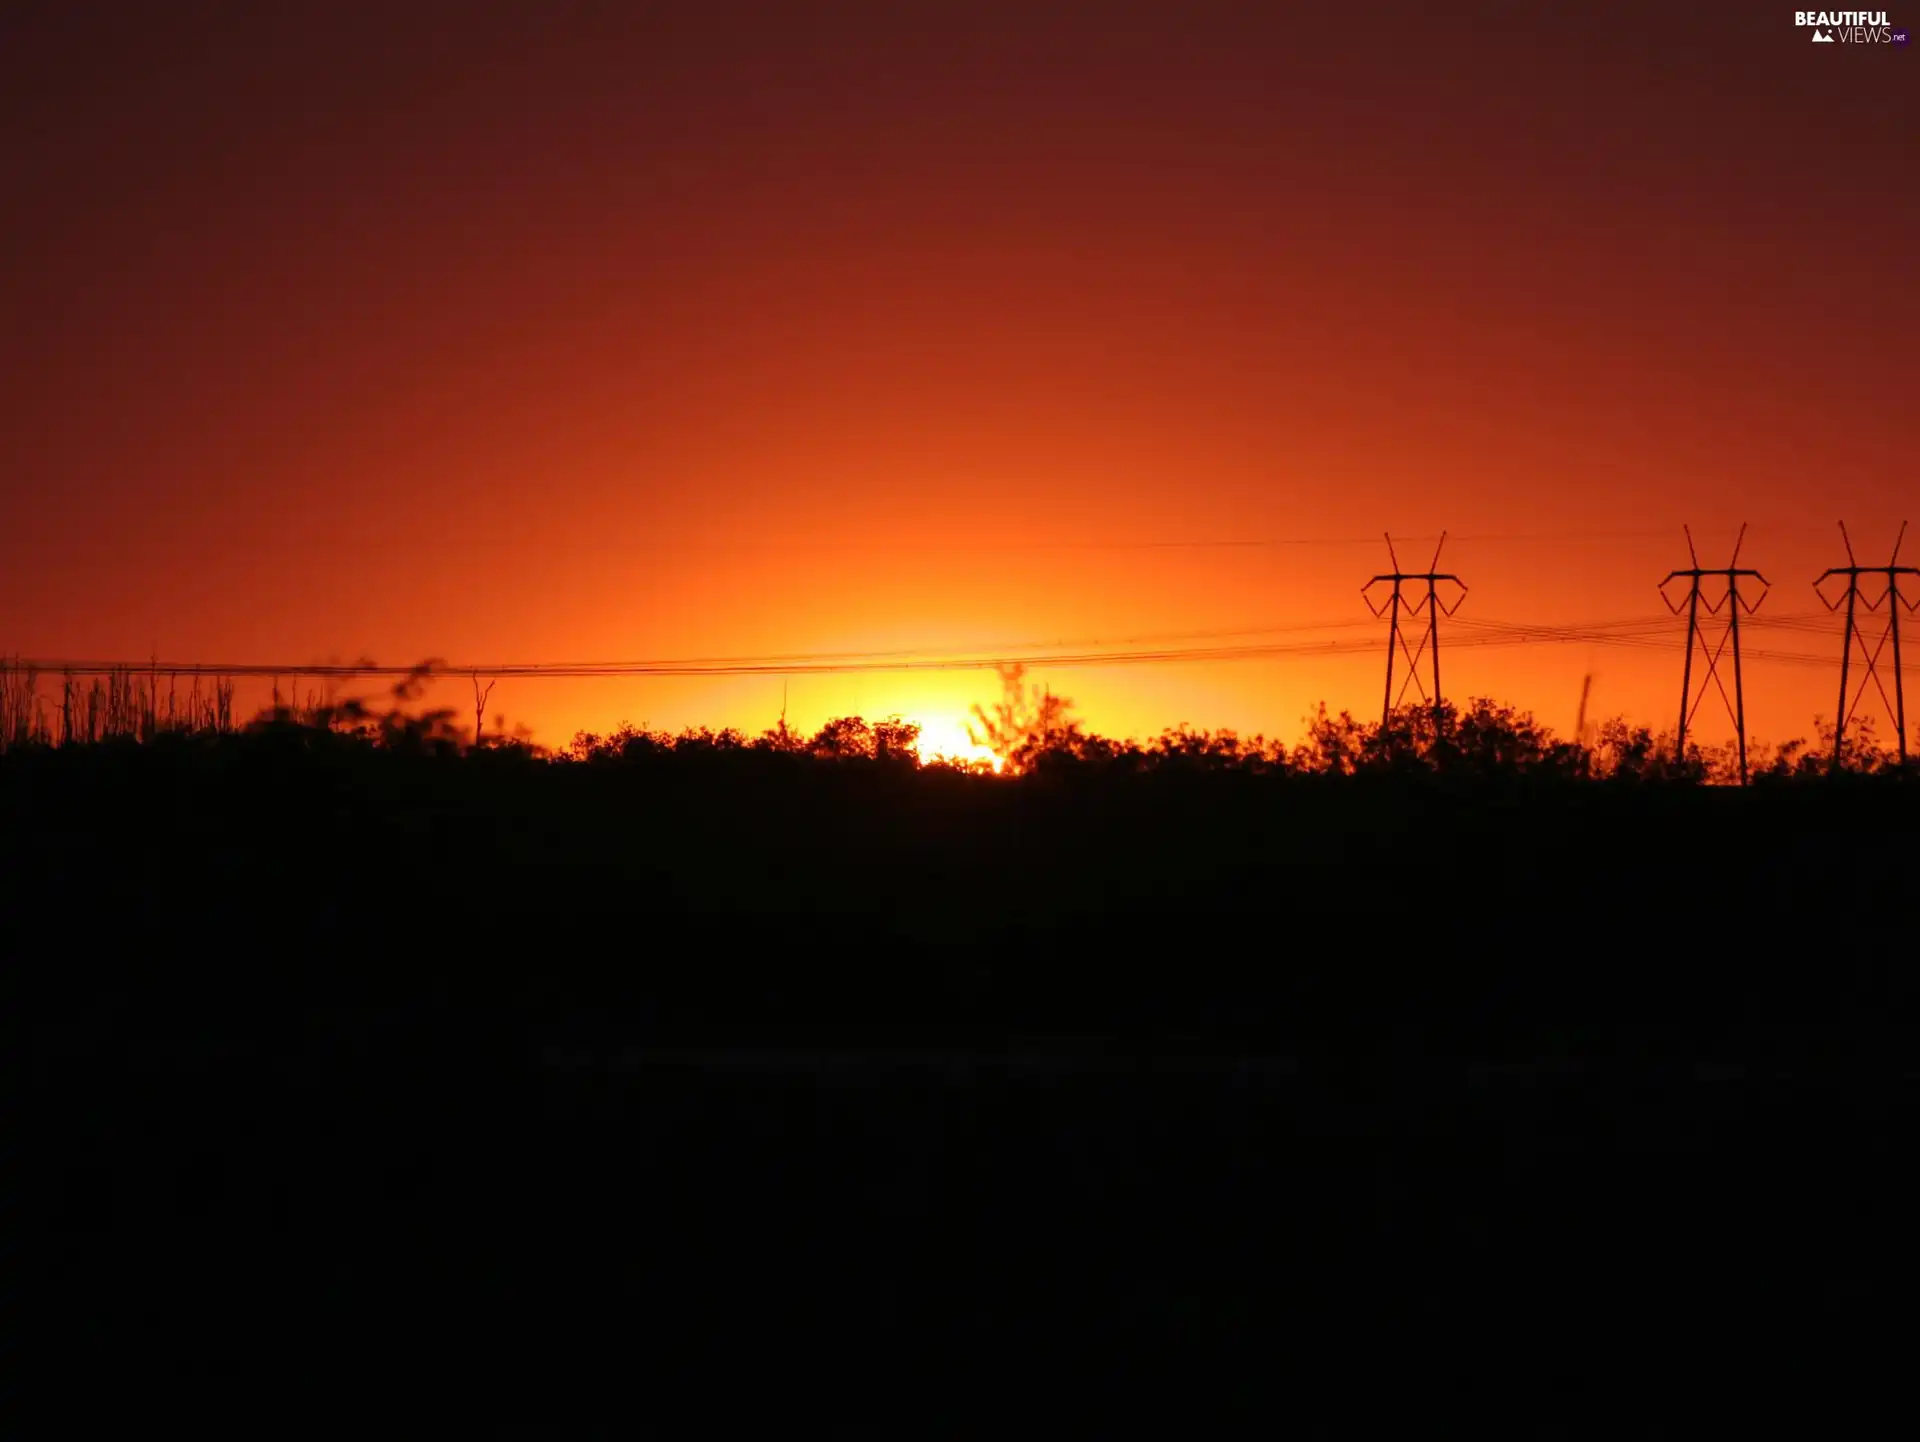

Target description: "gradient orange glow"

left=2, top=3, right=1913, bottom=754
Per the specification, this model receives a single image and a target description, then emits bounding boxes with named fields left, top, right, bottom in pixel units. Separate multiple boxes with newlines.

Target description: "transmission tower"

left=1814, top=520, right=1916, bottom=771
left=1658, top=523, right=1769, bottom=785
left=1363, top=532, right=1467, bottom=729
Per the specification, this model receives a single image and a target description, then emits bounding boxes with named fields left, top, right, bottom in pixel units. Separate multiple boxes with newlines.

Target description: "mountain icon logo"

left=1811, top=28, right=1835, bottom=41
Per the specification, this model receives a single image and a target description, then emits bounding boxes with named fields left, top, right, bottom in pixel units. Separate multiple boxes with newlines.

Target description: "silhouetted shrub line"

left=5, top=659, right=1914, bottom=1052
left=4, top=655, right=1913, bottom=780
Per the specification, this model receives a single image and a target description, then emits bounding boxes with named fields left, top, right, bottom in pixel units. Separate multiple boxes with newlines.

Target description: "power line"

left=597, top=526, right=1728, bottom=553
left=9, top=618, right=1910, bottom=682
left=5, top=581, right=1909, bottom=684
left=453, top=615, right=1390, bottom=670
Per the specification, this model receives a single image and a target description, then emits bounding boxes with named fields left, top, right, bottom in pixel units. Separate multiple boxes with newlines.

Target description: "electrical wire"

left=595, top=526, right=1713, bottom=553
left=7, top=614, right=1913, bottom=679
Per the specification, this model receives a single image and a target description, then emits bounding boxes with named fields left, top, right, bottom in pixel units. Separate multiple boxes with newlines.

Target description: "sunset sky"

left=3, top=2, right=1914, bottom=756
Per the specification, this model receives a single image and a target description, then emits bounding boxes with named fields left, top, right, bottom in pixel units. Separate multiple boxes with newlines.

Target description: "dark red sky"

left=3, top=2, right=1914, bottom=754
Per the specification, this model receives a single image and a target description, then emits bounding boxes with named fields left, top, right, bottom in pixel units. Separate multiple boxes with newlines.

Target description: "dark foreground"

left=11, top=745, right=1918, bottom=1428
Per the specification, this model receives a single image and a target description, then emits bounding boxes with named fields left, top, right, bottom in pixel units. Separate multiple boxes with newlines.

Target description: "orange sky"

left=3, top=2, right=1914, bottom=754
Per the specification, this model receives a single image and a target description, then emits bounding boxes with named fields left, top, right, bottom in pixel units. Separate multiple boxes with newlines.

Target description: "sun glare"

left=910, top=715, right=1003, bottom=770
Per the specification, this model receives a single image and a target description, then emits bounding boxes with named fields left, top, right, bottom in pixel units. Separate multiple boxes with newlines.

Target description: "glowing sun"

left=909, top=715, right=1003, bottom=770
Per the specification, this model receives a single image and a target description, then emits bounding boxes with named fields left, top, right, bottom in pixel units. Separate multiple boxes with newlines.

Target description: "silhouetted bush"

left=6, top=655, right=1911, bottom=783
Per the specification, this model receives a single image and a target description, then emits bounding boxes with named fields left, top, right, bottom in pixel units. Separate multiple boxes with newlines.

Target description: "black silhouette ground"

left=11, top=715, right=1916, bottom=1428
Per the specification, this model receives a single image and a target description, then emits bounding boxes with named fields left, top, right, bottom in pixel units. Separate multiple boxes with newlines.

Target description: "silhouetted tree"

left=472, top=675, right=496, bottom=750
left=810, top=716, right=875, bottom=759
left=968, top=665, right=1083, bottom=773
left=872, top=716, right=921, bottom=764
